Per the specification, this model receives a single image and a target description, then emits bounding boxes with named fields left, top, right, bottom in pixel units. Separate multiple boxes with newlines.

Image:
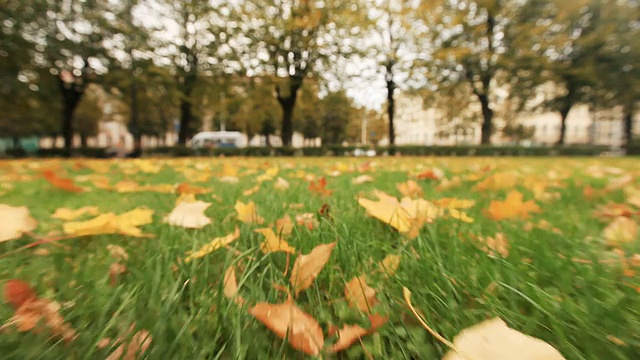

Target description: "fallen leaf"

left=42, top=169, right=83, bottom=192
left=52, top=206, right=100, bottom=220
left=250, top=299, right=324, bottom=356
left=175, top=182, right=211, bottom=194
left=309, top=177, right=333, bottom=196
left=485, top=191, right=541, bottom=221
left=63, top=208, right=154, bottom=238
left=397, top=180, right=423, bottom=198
left=603, top=217, right=638, bottom=245
left=4, top=279, right=37, bottom=309
left=109, top=263, right=127, bottom=286
left=290, top=242, right=336, bottom=295
left=476, top=233, right=510, bottom=258
left=275, top=215, right=294, bottom=236
left=345, top=276, right=378, bottom=313
left=435, top=198, right=476, bottom=209
left=606, top=334, right=626, bottom=346
left=242, top=184, right=260, bottom=196
left=416, top=168, right=444, bottom=180
left=184, top=227, right=241, bottom=262
left=223, top=266, right=245, bottom=305
left=352, top=175, right=373, bottom=184
left=106, top=329, right=152, bottom=360
left=164, top=201, right=212, bottom=229
left=235, top=200, right=265, bottom=224
left=295, top=213, right=319, bottom=230
left=107, top=244, right=129, bottom=261
left=449, top=208, right=474, bottom=223
left=274, top=177, right=290, bottom=190
left=330, top=313, right=389, bottom=353
left=443, top=317, right=565, bottom=360
left=0, top=204, right=37, bottom=242
left=255, top=228, right=296, bottom=254
left=378, top=254, right=401, bottom=277
left=475, top=172, right=518, bottom=191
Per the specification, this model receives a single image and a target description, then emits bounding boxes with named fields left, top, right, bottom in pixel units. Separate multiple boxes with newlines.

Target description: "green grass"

left=1, top=157, right=639, bottom=359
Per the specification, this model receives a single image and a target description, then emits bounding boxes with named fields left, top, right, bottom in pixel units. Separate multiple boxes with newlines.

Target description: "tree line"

left=1, top=0, right=638, bottom=150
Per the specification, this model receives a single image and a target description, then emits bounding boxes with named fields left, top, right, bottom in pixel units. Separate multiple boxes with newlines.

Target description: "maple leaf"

left=290, top=242, right=336, bottom=295
left=358, top=192, right=412, bottom=233
left=449, top=208, right=474, bottom=223
left=330, top=313, right=389, bottom=353
left=416, top=168, right=444, bottom=180
left=442, top=317, right=565, bottom=360
left=107, top=244, right=129, bottom=261
left=309, top=177, right=333, bottom=196
left=474, top=172, right=518, bottom=191
left=109, top=263, right=127, bottom=286
left=235, top=200, right=264, bottom=224
left=103, top=325, right=152, bottom=360
left=603, top=217, right=638, bottom=245
left=184, top=227, right=241, bottom=262
left=274, top=177, right=290, bottom=190
left=476, top=233, right=510, bottom=258
left=352, top=175, right=373, bottom=184
left=3, top=280, right=76, bottom=342
left=295, top=213, right=319, bottom=230
left=345, top=276, right=378, bottom=313
left=0, top=204, right=37, bottom=242
left=378, top=254, right=401, bottom=277
left=42, top=169, right=83, bottom=193
left=435, top=198, right=476, bottom=209
left=175, top=192, right=197, bottom=205
left=242, top=184, right=260, bottom=196
left=63, top=208, right=154, bottom=237
left=164, top=201, right=212, bottom=229
left=52, top=206, right=100, bottom=221
left=250, top=299, right=324, bottom=356
left=114, top=181, right=175, bottom=194
left=275, top=215, right=294, bottom=236
left=175, top=182, right=211, bottom=194
left=223, top=266, right=245, bottom=305
left=255, top=228, right=296, bottom=254
left=593, top=203, right=638, bottom=220
left=485, top=191, right=541, bottom=221
left=397, top=180, right=424, bottom=198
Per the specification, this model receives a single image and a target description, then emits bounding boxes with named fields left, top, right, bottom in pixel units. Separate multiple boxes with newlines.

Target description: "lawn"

left=0, top=157, right=639, bottom=359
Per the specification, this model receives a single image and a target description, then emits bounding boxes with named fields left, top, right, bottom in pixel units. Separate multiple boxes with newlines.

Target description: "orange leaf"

left=250, top=299, right=324, bottom=356
left=345, top=276, right=378, bottom=313
left=397, top=180, right=423, bottom=198
left=290, top=242, right=337, bottom=295
left=42, top=169, right=83, bottom=193
left=330, top=314, right=389, bottom=353
left=4, top=279, right=37, bottom=309
left=275, top=215, right=294, bottom=236
left=485, top=190, right=541, bottom=221
left=309, top=177, right=333, bottom=196
left=175, top=182, right=211, bottom=194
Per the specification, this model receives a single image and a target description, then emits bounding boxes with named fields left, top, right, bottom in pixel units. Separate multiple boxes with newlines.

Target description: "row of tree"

left=1, top=0, right=638, bottom=149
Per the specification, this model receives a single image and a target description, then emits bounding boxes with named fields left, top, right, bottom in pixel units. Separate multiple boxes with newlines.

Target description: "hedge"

left=1, top=144, right=623, bottom=158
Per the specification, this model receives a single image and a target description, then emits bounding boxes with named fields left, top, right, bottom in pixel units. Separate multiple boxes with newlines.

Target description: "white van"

left=190, top=131, right=245, bottom=149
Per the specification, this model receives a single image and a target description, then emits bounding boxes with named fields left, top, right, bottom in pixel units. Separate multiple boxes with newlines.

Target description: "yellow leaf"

left=185, top=227, right=241, bottom=262
left=255, top=228, right=296, bottom=254
left=63, top=208, right=154, bottom=238
left=358, top=196, right=412, bottom=233
left=250, top=299, right=324, bottom=356
left=397, top=180, right=423, bottom=198
left=378, top=254, right=401, bottom=277
left=164, top=201, right=212, bottom=229
left=175, top=192, right=197, bottom=205
left=290, top=242, right=336, bottom=295
left=223, top=266, right=245, bottom=305
left=443, top=317, right=565, bottom=360
left=603, top=217, right=638, bottom=245
left=235, top=201, right=264, bottom=224
left=476, top=233, right=510, bottom=258
left=274, top=177, right=290, bottom=190
left=0, top=204, right=37, bottom=242
left=275, top=215, right=294, bottom=236
left=344, top=276, right=378, bottom=313
left=52, top=206, right=100, bottom=221
left=449, top=208, right=474, bottom=223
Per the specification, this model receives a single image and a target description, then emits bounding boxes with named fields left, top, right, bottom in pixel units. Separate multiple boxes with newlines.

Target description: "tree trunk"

left=556, top=103, right=572, bottom=145
left=178, top=97, right=192, bottom=145
left=623, top=104, right=634, bottom=145
left=130, top=75, right=140, bottom=144
left=386, top=78, right=396, bottom=148
left=80, top=134, right=87, bottom=147
left=478, top=94, right=493, bottom=144
left=265, top=134, right=271, bottom=147
left=59, top=75, right=85, bottom=154
left=276, top=75, right=303, bottom=147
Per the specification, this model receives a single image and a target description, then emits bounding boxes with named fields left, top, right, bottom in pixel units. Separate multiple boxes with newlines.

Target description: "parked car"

left=190, top=131, right=244, bottom=149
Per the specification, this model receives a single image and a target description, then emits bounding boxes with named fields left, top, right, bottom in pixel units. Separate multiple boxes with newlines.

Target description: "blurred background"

left=0, top=0, right=638, bottom=154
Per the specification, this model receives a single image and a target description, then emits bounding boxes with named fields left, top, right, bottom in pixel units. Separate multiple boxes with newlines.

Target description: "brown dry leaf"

left=330, top=313, right=389, bottom=353
left=107, top=245, right=129, bottom=261
left=397, top=180, right=423, bottom=198
left=345, top=276, right=378, bottom=313
left=603, top=217, right=638, bottom=245
left=476, top=233, right=510, bottom=258
left=295, top=213, right=318, bottom=230
left=52, top=206, right=100, bottom=221
left=223, top=266, right=245, bottom=305
left=235, top=200, right=265, bottom=224
left=485, top=191, right=541, bottom=221
left=109, top=263, right=127, bottom=286
left=3, top=280, right=76, bottom=342
left=184, top=227, right=241, bottom=262
left=275, top=215, right=294, bottom=236
left=443, top=317, right=565, bottom=360
left=0, top=204, right=37, bottom=242
left=290, top=242, right=337, bottom=295
left=164, top=201, right=212, bottom=229
left=255, top=228, right=296, bottom=254
left=274, top=177, right=290, bottom=190
left=378, top=254, right=401, bottom=277
left=106, top=329, right=152, bottom=360
left=352, top=175, right=374, bottom=184
left=309, top=177, right=333, bottom=196
left=250, top=299, right=324, bottom=356
left=42, top=169, right=84, bottom=193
